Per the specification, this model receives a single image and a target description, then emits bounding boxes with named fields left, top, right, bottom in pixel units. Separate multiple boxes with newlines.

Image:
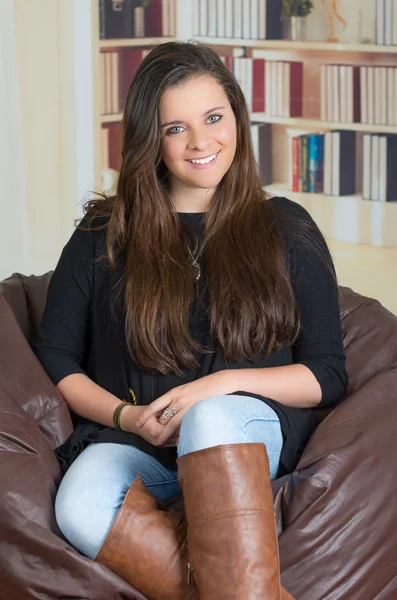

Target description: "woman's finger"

left=136, top=394, right=173, bottom=427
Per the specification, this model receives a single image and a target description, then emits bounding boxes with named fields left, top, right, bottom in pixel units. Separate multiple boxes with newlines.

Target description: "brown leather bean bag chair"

left=0, top=272, right=396, bottom=600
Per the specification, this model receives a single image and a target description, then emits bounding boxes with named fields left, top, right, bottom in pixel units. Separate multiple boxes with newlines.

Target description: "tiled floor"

left=327, top=239, right=397, bottom=316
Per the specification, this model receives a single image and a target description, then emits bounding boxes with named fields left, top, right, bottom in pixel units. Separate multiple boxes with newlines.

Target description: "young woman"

left=35, top=41, right=348, bottom=600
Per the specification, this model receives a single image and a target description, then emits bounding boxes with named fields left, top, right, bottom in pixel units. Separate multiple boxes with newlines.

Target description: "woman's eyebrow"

left=161, top=106, right=226, bottom=128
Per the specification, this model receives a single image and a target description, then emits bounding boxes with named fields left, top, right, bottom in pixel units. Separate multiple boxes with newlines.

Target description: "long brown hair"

left=85, top=41, right=334, bottom=375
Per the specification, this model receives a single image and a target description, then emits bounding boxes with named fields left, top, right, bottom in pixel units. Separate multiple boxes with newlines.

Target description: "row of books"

left=100, top=49, right=148, bottom=115
left=363, top=133, right=397, bottom=201
left=99, top=0, right=176, bottom=39
left=296, top=131, right=356, bottom=197
left=376, top=0, right=397, bottom=45
left=193, top=0, right=282, bottom=40
left=320, top=64, right=397, bottom=126
left=222, top=57, right=303, bottom=117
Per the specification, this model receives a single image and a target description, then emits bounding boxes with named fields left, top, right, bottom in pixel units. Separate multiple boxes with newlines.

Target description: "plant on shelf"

left=281, top=0, right=314, bottom=41
left=281, top=0, right=314, bottom=19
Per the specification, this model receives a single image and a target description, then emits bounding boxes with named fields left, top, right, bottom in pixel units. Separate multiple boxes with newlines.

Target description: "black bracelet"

left=113, top=402, right=130, bottom=431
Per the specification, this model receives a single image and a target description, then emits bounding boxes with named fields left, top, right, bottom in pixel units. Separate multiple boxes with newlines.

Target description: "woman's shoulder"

left=266, top=195, right=313, bottom=224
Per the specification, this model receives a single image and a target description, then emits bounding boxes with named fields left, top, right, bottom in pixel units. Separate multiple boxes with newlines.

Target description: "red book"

left=120, top=49, right=146, bottom=109
left=292, top=136, right=300, bottom=192
left=145, top=0, right=169, bottom=37
left=252, top=59, right=265, bottom=113
left=223, top=56, right=234, bottom=72
left=106, top=123, right=122, bottom=172
left=283, top=62, right=303, bottom=118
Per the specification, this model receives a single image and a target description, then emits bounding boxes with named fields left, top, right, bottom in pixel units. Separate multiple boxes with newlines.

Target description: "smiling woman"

left=160, top=78, right=237, bottom=212
left=35, top=41, right=347, bottom=600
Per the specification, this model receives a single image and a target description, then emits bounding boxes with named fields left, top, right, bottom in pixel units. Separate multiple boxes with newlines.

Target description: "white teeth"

left=189, top=152, right=218, bottom=165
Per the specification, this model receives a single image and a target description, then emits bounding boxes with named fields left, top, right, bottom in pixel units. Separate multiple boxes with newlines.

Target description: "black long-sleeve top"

left=35, top=197, right=348, bottom=476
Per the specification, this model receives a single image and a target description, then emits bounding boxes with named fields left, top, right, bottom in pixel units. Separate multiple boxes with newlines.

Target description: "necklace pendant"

left=192, top=260, right=201, bottom=281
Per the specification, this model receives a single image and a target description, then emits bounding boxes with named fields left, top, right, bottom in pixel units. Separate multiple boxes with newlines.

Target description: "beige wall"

left=2, top=1, right=93, bottom=279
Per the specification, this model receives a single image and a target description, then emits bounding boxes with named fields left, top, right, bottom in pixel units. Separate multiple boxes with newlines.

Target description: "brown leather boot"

left=177, top=443, right=295, bottom=600
left=95, top=477, right=199, bottom=600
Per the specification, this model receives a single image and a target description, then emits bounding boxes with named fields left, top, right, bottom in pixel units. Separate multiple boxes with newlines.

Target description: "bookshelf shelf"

left=101, top=113, right=123, bottom=123
left=195, top=37, right=397, bottom=54
left=99, top=36, right=177, bottom=49
left=267, top=183, right=397, bottom=247
left=251, top=115, right=397, bottom=134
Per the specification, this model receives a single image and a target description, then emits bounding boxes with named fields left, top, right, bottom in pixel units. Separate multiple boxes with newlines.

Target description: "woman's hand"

left=121, top=405, right=179, bottom=447
left=135, top=371, right=236, bottom=446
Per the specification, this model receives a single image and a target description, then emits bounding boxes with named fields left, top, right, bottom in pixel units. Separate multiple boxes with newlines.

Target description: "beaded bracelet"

left=113, top=401, right=130, bottom=431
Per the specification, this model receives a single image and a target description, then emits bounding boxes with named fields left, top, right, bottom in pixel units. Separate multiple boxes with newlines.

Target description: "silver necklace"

left=187, top=244, right=201, bottom=281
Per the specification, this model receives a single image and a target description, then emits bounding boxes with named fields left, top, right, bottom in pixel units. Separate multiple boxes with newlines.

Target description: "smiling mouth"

left=187, top=151, right=219, bottom=165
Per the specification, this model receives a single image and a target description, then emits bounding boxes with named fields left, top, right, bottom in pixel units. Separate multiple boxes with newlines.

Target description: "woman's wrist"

left=119, top=404, right=146, bottom=433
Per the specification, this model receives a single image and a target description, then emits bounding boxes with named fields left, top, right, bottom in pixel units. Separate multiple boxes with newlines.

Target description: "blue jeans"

left=55, top=394, right=283, bottom=560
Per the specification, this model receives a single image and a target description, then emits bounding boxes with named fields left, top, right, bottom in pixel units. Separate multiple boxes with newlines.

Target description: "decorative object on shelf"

left=99, top=0, right=152, bottom=40
left=281, top=0, right=314, bottom=41
left=321, top=0, right=347, bottom=43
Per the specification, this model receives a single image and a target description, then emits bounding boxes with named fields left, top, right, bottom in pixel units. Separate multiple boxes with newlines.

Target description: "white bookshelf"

left=267, top=183, right=397, bottom=247
left=195, top=37, right=397, bottom=54
left=99, top=37, right=177, bottom=49
left=251, top=115, right=397, bottom=135
left=92, top=1, right=397, bottom=247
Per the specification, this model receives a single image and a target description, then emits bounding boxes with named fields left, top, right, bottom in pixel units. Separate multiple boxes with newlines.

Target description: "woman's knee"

left=54, top=444, right=135, bottom=559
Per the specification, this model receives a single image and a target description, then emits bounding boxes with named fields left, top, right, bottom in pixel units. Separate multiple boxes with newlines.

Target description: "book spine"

left=292, top=136, right=299, bottom=192
left=301, top=135, right=310, bottom=193
left=99, top=0, right=105, bottom=39
left=252, top=59, right=265, bottom=113
left=289, top=62, right=303, bottom=118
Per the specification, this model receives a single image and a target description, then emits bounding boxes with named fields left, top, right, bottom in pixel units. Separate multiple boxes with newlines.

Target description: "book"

left=379, top=134, right=397, bottom=201
left=145, top=0, right=173, bottom=37
left=251, top=122, right=272, bottom=186
left=252, top=59, right=265, bottom=113
left=300, top=135, right=310, bottom=193
left=119, top=48, right=147, bottom=109
left=283, top=61, right=303, bottom=118
left=258, top=0, right=283, bottom=40
left=331, top=130, right=356, bottom=196
left=309, top=134, right=325, bottom=193
left=99, top=0, right=135, bottom=39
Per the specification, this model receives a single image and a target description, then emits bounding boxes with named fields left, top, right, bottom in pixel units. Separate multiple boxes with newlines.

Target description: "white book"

left=225, top=1, right=233, bottom=37
left=346, top=66, right=355, bottom=123
left=376, top=0, right=385, bottom=44
left=111, top=52, right=119, bottom=114
left=169, top=0, right=176, bottom=36
left=374, top=67, right=382, bottom=124
left=105, top=52, right=112, bottom=115
left=387, top=68, right=394, bottom=125
left=100, top=52, right=105, bottom=116
left=276, top=61, right=283, bottom=117
left=324, top=131, right=333, bottom=195
left=208, top=0, right=217, bottom=37
left=242, top=0, right=251, bottom=39
left=283, top=62, right=290, bottom=118
left=360, top=66, right=368, bottom=124
left=385, top=0, right=393, bottom=45
left=270, top=62, right=277, bottom=116
left=393, top=0, right=397, bottom=44
left=246, top=58, right=253, bottom=111
left=371, top=135, right=380, bottom=200
left=258, top=0, right=266, bottom=40
left=332, top=132, right=340, bottom=196
left=100, top=127, right=110, bottom=170
left=332, top=65, right=340, bottom=123
left=380, top=67, right=387, bottom=125
left=367, top=67, right=375, bottom=125
left=233, top=0, right=243, bottom=38
left=265, top=59, right=271, bottom=115
left=394, top=68, right=397, bottom=125
left=134, top=7, right=145, bottom=37
left=339, top=65, right=348, bottom=123
left=200, top=0, right=208, bottom=36
left=250, top=0, right=259, bottom=39
left=216, top=0, right=225, bottom=37
left=193, top=0, right=200, bottom=35
left=379, top=135, right=387, bottom=202
left=320, top=65, right=326, bottom=121
left=362, top=134, right=372, bottom=200
left=325, top=66, right=333, bottom=122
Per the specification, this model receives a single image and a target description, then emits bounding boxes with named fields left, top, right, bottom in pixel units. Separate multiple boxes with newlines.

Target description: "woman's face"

left=160, top=74, right=237, bottom=200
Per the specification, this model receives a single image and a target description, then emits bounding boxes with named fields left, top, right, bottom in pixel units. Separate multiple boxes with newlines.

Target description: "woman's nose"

left=187, top=128, right=210, bottom=151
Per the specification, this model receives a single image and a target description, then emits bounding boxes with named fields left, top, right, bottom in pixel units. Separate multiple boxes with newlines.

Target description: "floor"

left=326, top=239, right=397, bottom=316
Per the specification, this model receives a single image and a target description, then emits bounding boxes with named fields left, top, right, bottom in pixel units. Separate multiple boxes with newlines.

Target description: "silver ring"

left=161, top=404, right=178, bottom=421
